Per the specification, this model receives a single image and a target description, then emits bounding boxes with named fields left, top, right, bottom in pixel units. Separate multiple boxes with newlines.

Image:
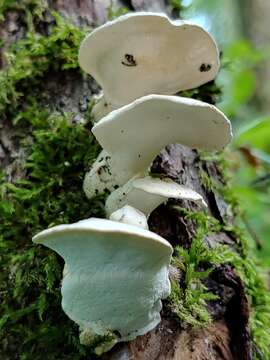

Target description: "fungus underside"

left=0, top=5, right=269, bottom=360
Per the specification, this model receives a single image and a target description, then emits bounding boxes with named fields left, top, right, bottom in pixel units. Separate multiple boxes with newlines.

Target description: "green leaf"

left=235, top=117, right=270, bottom=151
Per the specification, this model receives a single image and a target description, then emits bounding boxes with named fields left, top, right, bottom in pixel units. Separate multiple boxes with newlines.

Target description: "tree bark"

left=0, top=1, right=252, bottom=359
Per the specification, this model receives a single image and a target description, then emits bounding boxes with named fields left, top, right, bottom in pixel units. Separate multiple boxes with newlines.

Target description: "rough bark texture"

left=1, top=1, right=252, bottom=359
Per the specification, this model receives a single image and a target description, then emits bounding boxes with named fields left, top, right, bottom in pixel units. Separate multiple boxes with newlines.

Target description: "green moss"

left=198, top=165, right=215, bottom=191
left=179, top=80, right=222, bottom=105
left=80, top=329, right=118, bottom=356
left=198, top=151, right=241, bottom=215
left=0, top=12, right=87, bottom=117
left=167, top=208, right=220, bottom=326
left=169, top=207, right=270, bottom=360
left=169, top=0, right=184, bottom=13
left=168, top=241, right=219, bottom=326
left=0, top=0, right=46, bottom=23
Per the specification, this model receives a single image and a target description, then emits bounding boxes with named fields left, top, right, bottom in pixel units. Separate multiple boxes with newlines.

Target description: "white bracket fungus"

left=106, top=176, right=207, bottom=217
left=33, top=219, right=172, bottom=346
left=79, top=12, right=220, bottom=120
left=84, top=94, right=232, bottom=198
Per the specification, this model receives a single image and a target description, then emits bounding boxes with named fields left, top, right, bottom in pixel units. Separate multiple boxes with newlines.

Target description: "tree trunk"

left=1, top=1, right=266, bottom=360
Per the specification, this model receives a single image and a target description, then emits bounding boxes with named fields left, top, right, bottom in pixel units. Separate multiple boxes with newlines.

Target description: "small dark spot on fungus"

left=138, top=154, right=141, bottom=158
left=114, top=185, right=119, bottom=190
left=121, top=54, right=137, bottom=67
left=200, top=63, right=212, bottom=72
left=121, top=130, right=124, bottom=134
left=113, top=330, right=122, bottom=339
left=104, top=102, right=108, bottom=107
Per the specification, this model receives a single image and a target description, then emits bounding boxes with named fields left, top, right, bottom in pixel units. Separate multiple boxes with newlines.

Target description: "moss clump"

left=167, top=209, right=220, bottom=326
left=80, top=329, right=118, bottom=356
left=170, top=0, right=184, bottom=13
left=179, top=80, right=222, bottom=105
left=0, top=0, right=46, bottom=22
left=198, top=150, right=240, bottom=213
left=0, top=12, right=87, bottom=117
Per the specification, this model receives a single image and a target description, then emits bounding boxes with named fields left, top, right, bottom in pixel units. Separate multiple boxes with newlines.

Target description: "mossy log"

left=0, top=1, right=269, bottom=360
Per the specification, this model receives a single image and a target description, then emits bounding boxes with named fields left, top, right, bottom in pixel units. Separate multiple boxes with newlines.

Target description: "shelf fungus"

left=84, top=94, right=232, bottom=199
left=33, top=218, right=172, bottom=352
left=106, top=176, right=207, bottom=217
left=78, top=12, right=220, bottom=120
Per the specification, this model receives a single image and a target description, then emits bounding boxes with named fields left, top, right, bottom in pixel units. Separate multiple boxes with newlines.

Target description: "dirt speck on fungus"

left=122, top=54, right=137, bottom=67
left=199, top=63, right=212, bottom=72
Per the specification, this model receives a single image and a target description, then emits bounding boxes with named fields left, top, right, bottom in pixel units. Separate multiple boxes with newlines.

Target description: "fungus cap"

left=79, top=12, right=220, bottom=108
left=33, top=218, right=172, bottom=343
left=91, top=95, right=232, bottom=184
left=106, top=176, right=207, bottom=216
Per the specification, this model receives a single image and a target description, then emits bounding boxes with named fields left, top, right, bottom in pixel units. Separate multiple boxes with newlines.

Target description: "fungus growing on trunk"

left=84, top=95, right=232, bottom=199
left=78, top=12, right=220, bottom=120
left=106, top=176, right=207, bottom=217
left=33, top=218, right=172, bottom=352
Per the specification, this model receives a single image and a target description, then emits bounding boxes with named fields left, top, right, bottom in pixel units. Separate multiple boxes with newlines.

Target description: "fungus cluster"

left=33, top=12, right=232, bottom=354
